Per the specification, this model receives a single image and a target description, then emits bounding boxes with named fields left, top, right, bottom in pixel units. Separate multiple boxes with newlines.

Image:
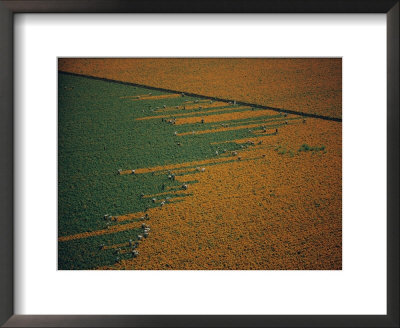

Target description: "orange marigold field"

left=58, top=58, right=342, bottom=119
left=100, top=118, right=341, bottom=270
left=59, top=59, right=341, bottom=270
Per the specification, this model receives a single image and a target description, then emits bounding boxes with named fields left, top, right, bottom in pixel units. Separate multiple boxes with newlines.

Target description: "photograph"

left=58, top=58, right=342, bottom=270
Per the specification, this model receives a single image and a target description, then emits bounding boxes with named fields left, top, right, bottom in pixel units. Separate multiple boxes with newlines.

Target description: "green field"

left=58, top=73, right=294, bottom=270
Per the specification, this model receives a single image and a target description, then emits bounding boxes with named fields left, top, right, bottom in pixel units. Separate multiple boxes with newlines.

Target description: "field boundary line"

left=58, top=70, right=342, bottom=122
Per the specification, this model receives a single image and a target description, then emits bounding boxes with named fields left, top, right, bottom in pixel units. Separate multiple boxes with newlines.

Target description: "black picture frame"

left=0, top=1, right=398, bottom=327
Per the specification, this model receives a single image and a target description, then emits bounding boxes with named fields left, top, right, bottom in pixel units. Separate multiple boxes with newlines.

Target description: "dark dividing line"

left=59, top=70, right=342, bottom=123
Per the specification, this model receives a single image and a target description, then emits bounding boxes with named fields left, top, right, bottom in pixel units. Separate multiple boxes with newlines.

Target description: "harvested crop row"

left=175, top=109, right=284, bottom=125
left=129, top=94, right=181, bottom=101
left=136, top=106, right=250, bottom=121
left=155, top=101, right=229, bottom=112
left=119, top=94, right=153, bottom=99
left=177, top=122, right=281, bottom=136
left=208, top=113, right=300, bottom=126
left=184, top=99, right=210, bottom=104
left=118, top=156, right=237, bottom=175
left=58, top=220, right=144, bottom=242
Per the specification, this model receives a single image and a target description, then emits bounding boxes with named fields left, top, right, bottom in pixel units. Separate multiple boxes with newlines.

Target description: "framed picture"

left=0, top=0, right=398, bottom=327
